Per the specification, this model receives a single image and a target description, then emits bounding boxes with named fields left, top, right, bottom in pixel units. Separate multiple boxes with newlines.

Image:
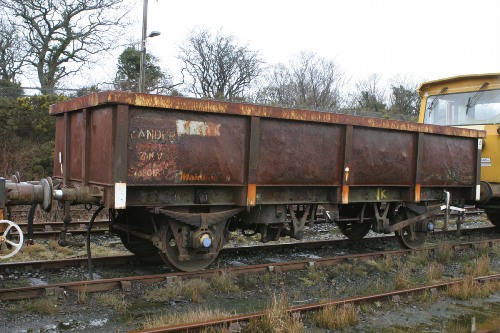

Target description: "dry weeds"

left=310, top=302, right=359, bottom=330
left=426, top=262, right=444, bottom=282
left=394, top=261, right=413, bottom=290
left=8, top=296, right=58, bottom=315
left=141, top=308, right=232, bottom=329
left=212, top=270, right=240, bottom=292
left=447, top=275, right=474, bottom=300
left=246, top=292, right=303, bottom=333
left=436, top=242, right=453, bottom=264
left=145, top=279, right=211, bottom=303
left=94, top=293, right=129, bottom=314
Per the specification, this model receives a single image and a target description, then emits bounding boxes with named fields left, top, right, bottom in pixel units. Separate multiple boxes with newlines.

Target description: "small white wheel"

left=0, top=220, right=24, bottom=259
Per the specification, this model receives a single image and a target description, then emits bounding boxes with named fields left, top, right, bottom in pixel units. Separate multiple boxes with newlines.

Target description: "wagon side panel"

left=256, top=119, right=344, bottom=185
left=349, top=127, right=416, bottom=186
left=127, top=108, right=248, bottom=186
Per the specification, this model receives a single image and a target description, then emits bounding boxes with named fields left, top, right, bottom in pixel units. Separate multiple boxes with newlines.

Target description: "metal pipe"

left=139, top=0, right=148, bottom=93
left=443, top=190, right=450, bottom=231
left=87, top=206, right=104, bottom=281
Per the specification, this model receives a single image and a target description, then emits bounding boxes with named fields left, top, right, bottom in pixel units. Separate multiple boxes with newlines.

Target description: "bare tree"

left=3, top=0, right=131, bottom=94
left=0, top=18, right=25, bottom=83
left=178, top=29, right=262, bottom=101
left=256, top=52, right=345, bottom=111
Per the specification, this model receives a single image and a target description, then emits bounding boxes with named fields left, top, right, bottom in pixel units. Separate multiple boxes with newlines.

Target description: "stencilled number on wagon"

left=376, top=188, right=387, bottom=200
left=139, top=151, right=164, bottom=161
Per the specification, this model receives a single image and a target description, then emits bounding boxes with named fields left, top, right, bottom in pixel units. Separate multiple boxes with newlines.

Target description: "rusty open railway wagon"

left=0, top=92, right=485, bottom=271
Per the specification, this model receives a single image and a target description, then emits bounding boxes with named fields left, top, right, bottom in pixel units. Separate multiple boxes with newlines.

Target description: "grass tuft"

left=141, top=308, right=231, bottom=329
left=310, top=302, right=359, bottom=330
left=94, top=293, right=129, bottom=313
left=475, top=255, right=491, bottom=276
left=426, top=262, right=444, bottom=282
left=447, top=275, right=476, bottom=300
left=393, top=261, right=413, bottom=290
left=246, top=293, right=303, bottom=333
left=408, top=249, right=429, bottom=266
left=8, top=296, right=58, bottom=315
left=475, top=242, right=490, bottom=257
left=436, top=242, right=453, bottom=264
left=212, top=270, right=240, bottom=292
left=145, top=279, right=210, bottom=303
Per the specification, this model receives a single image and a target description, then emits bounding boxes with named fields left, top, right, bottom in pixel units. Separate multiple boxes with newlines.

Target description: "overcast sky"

left=97, top=0, right=500, bottom=90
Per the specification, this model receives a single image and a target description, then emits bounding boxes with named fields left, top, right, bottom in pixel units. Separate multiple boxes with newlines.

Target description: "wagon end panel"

left=87, top=107, right=114, bottom=185
left=52, top=111, right=86, bottom=183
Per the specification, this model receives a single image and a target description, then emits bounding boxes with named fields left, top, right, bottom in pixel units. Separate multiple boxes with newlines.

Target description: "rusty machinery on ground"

left=0, top=92, right=487, bottom=271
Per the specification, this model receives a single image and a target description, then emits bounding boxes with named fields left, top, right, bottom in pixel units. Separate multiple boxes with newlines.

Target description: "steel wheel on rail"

left=337, top=204, right=372, bottom=240
left=159, top=224, right=222, bottom=272
left=337, top=221, right=371, bottom=240
left=394, top=208, right=427, bottom=249
left=118, top=232, right=159, bottom=257
left=485, top=211, right=500, bottom=228
left=114, top=208, right=159, bottom=257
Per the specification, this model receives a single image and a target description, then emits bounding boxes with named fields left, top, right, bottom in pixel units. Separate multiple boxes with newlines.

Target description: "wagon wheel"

left=395, top=208, right=427, bottom=249
left=485, top=211, right=500, bottom=228
left=0, top=220, right=24, bottom=259
left=115, top=208, right=159, bottom=257
left=159, top=224, right=221, bottom=272
left=118, top=232, right=159, bottom=257
left=337, top=220, right=371, bottom=240
left=337, top=204, right=372, bottom=240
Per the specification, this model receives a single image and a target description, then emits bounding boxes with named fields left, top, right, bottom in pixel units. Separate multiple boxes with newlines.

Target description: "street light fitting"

left=148, top=31, right=161, bottom=38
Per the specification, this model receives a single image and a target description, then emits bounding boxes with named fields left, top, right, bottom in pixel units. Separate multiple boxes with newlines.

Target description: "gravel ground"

left=1, top=214, right=500, bottom=332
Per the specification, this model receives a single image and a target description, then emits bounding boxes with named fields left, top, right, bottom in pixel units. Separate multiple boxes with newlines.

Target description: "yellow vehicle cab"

left=418, top=73, right=500, bottom=225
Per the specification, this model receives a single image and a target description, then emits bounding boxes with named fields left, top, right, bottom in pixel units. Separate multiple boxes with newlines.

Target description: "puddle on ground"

left=389, top=301, right=500, bottom=332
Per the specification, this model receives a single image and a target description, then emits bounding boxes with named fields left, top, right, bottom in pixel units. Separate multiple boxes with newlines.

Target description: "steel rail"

left=1, top=226, right=495, bottom=273
left=1, top=237, right=499, bottom=302
left=15, top=220, right=109, bottom=230
left=128, top=273, right=500, bottom=333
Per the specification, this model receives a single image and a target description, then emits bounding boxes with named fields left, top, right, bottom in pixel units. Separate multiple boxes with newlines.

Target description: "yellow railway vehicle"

left=418, top=73, right=500, bottom=225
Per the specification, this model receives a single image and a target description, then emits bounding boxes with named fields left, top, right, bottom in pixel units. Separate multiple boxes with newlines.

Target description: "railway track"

left=129, top=273, right=500, bottom=333
left=15, top=220, right=109, bottom=231
left=1, top=226, right=495, bottom=273
left=1, top=234, right=499, bottom=302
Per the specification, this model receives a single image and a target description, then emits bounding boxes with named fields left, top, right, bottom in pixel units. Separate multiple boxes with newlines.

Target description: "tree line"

left=0, top=0, right=422, bottom=178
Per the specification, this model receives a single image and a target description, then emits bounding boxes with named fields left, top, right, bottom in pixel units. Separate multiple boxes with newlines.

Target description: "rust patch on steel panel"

left=127, top=108, right=247, bottom=185
left=342, top=185, right=349, bottom=204
left=415, top=184, right=421, bottom=202
left=49, top=92, right=485, bottom=139
left=421, top=135, right=476, bottom=186
left=349, top=127, right=416, bottom=186
left=256, top=119, right=343, bottom=185
left=69, top=112, right=83, bottom=180
left=247, top=184, right=256, bottom=206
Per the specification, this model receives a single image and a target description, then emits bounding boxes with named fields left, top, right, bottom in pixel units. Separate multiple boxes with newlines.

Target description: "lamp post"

left=139, top=0, right=160, bottom=93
